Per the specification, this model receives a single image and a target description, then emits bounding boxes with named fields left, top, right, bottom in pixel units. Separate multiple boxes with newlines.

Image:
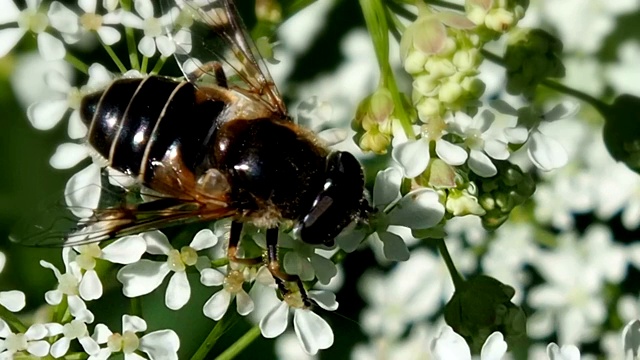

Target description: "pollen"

left=223, top=270, right=245, bottom=294
left=180, top=246, right=198, bottom=266
left=284, top=291, right=305, bottom=309
left=80, top=13, right=103, bottom=31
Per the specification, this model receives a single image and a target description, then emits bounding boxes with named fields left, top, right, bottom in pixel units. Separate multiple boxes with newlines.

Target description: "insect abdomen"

left=80, top=76, right=225, bottom=183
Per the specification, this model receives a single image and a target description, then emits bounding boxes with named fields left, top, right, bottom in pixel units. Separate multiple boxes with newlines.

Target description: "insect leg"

left=265, top=228, right=312, bottom=307
left=227, top=220, right=262, bottom=265
left=187, top=61, right=228, bottom=88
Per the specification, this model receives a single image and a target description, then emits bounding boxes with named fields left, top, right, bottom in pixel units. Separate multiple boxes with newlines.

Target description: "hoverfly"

left=12, top=0, right=370, bottom=303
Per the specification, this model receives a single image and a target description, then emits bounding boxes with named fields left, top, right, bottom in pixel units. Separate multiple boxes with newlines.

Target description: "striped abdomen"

left=80, top=76, right=225, bottom=185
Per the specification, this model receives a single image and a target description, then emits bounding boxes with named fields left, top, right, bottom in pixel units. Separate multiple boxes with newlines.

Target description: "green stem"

left=541, top=79, right=608, bottom=112
left=64, top=53, right=89, bottom=74
left=435, top=238, right=465, bottom=289
left=140, top=56, right=149, bottom=74
left=0, top=305, right=27, bottom=333
left=360, top=0, right=416, bottom=139
left=120, top=0, right=140, bottom=70
left=214, top=325, right=261, bottom=360
left=102, top=43, right=127, bottom=73
left=191, top=311, right=240, bottom=360
left=130, top=296, right=143, bottom=317
left=151, top=56, right=168, bottom=75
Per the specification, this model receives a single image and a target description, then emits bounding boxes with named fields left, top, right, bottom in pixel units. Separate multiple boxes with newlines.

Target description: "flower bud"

left=602, top=94, right=640, bottom=174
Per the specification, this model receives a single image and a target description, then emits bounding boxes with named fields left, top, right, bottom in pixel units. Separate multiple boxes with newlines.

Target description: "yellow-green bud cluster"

left=465, top=0, right=528, bottom=41
left=504, top=28, right=565, bottom=96
left=352, top=87, right=395, bottom=154
left=470, top=160, right=535, bottom=230
left=444, top=275, right=527, bottom=353
left=401, top=10, right=486, bottom=121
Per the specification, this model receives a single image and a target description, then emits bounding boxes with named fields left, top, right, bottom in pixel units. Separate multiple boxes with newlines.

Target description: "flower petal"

left=165, top=271, right=191, bottom=310
left=27, top=340, right=50, bottom=357
left=379, top=231, right=410, bottom=261
left=123, top=314, right=147, bottom=333
left=623, top=320, right=640, bottom=358
left=48, top=2, right=79, bottom=34
left=68, top=295, right=94, bottom=323
left=37, top=32, right=66, bottom=60
left=156, top=35, right=176, bottom=57
left=143, top=230, right=172, bottom=255
left=388, top=188, right=444, bottom=229
left=27, top=99, right=68, bottom=130
left=430, top=326, right=471, bottom=360
left=79, top=269, right=103, bottom=301
left=468, top=149, right=497, bottom=177
left=50, top=143, right=88, bottom=169
left=544, top=101, right=579, bottom=121
left=484, top=139, right=509, bottom=160
left=97, top=26, right=121, bottom=45
left=203, top=290, right=231, bottom=321
left=0, top=28, right=26, bottom=57
left=0, top=0, right=19, bottom=25
left=236, top=291, right=254, bottom=316
left=134, top=0, right=154, bottom=19
left=190, top=229, right=217, bottom=251
left=139, top=330, right=181, bottom=360
left=293, top=309, right=334, bottom=355
left=0, top=290, right=25, bottom=312
left=546, top=343, right=581, bottom=360
left=65, top=164, right=101, bottom=218
left=335, top=227, right=367, bottom=253
left=87, top=63, right=114, bottom=89
left=373, top=167, right=402, bottom=208
left=480, top=332, right=507, bottom=360
left=102, top=235, right=147, bottom=264
left=79, top=0, right=97, bottom=13
left=50, top=337, right=71, bottom=358
left=392, top=139, right=431, bottom=178
left=138, top=35, right=156, bottom=57
left=45, top=289, right=63, bottom=305
left=68, top=111, right=88, bottom=139
left=117, top=260, right=170, bottom=297
left=435, top=139, right=467, bottom=166
left=260, top=301, right=290, bottom=338
left=308, top=290, right=338, bottom=311
left=92, top=323, right=113, bottom=344
left=79, top=335, right=100, bottom=356
left=309, top=254, right=337, bottom=285
left=200, top=268, right=225, bottom=286
left=528, top=131, right=568, bottom=171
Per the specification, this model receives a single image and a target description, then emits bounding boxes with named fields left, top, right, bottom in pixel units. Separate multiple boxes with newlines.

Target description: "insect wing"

left=10, top=169, right=234, bottom=247
left=163, top=0, right=287, bottom=115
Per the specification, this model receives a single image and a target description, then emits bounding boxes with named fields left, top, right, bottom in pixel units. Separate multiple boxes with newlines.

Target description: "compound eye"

left=295, top=152, right=364, bottom=245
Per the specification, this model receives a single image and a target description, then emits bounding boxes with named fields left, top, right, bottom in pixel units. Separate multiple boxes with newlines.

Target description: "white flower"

left=337, top=167, right=445, bottom=261
left=447, top=110, right=510, bottom=177
left=546, top=343, right=581, bottom=360
left=70, top=235, right=147, bottom=301
left=358, top=250, right=443, bottom=338
left=253, top=231, right=338, bottom=284
left=117, top=229, right=215, bottom=310
left=0, top=320, right=50, bottom=358
left=119, top=0, right=178, bottom=57
left=28, top=63, right=112, bottom=140
left=200, top=265, right=255, bottom=321
left=90, top=315, right=180, bottom=360
left=0, top=0, right=66, bottom=60
left=492, top=100, right=579, bottom=172
left=47, top=319, right=100, bottom=358
left=48, top=0, right=122, bottom=45
left=527, top=228, right=622, bottom=345
left=392, top=120, right=468, bottom=178
left=40, top=248, right=94, bottom=323
left=259, top=289, right=338, bottom=355
left=430, top=326, right=507, bottom=360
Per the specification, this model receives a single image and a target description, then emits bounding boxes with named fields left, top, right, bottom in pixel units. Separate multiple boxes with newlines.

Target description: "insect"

left=12, top=0, right=370, bottom=303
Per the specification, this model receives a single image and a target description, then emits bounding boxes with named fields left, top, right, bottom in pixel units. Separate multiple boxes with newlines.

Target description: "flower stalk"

left=214, top=325, right=261, bottom=360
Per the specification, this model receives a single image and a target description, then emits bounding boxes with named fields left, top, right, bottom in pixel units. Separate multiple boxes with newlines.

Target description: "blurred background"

left=2, top=0, right=640, bottom=359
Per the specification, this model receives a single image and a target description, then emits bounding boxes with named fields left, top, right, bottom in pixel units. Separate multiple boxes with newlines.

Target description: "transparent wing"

left=11, top=168, right=234, bottom=247
left=161, top=0, right=288, bottom=116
